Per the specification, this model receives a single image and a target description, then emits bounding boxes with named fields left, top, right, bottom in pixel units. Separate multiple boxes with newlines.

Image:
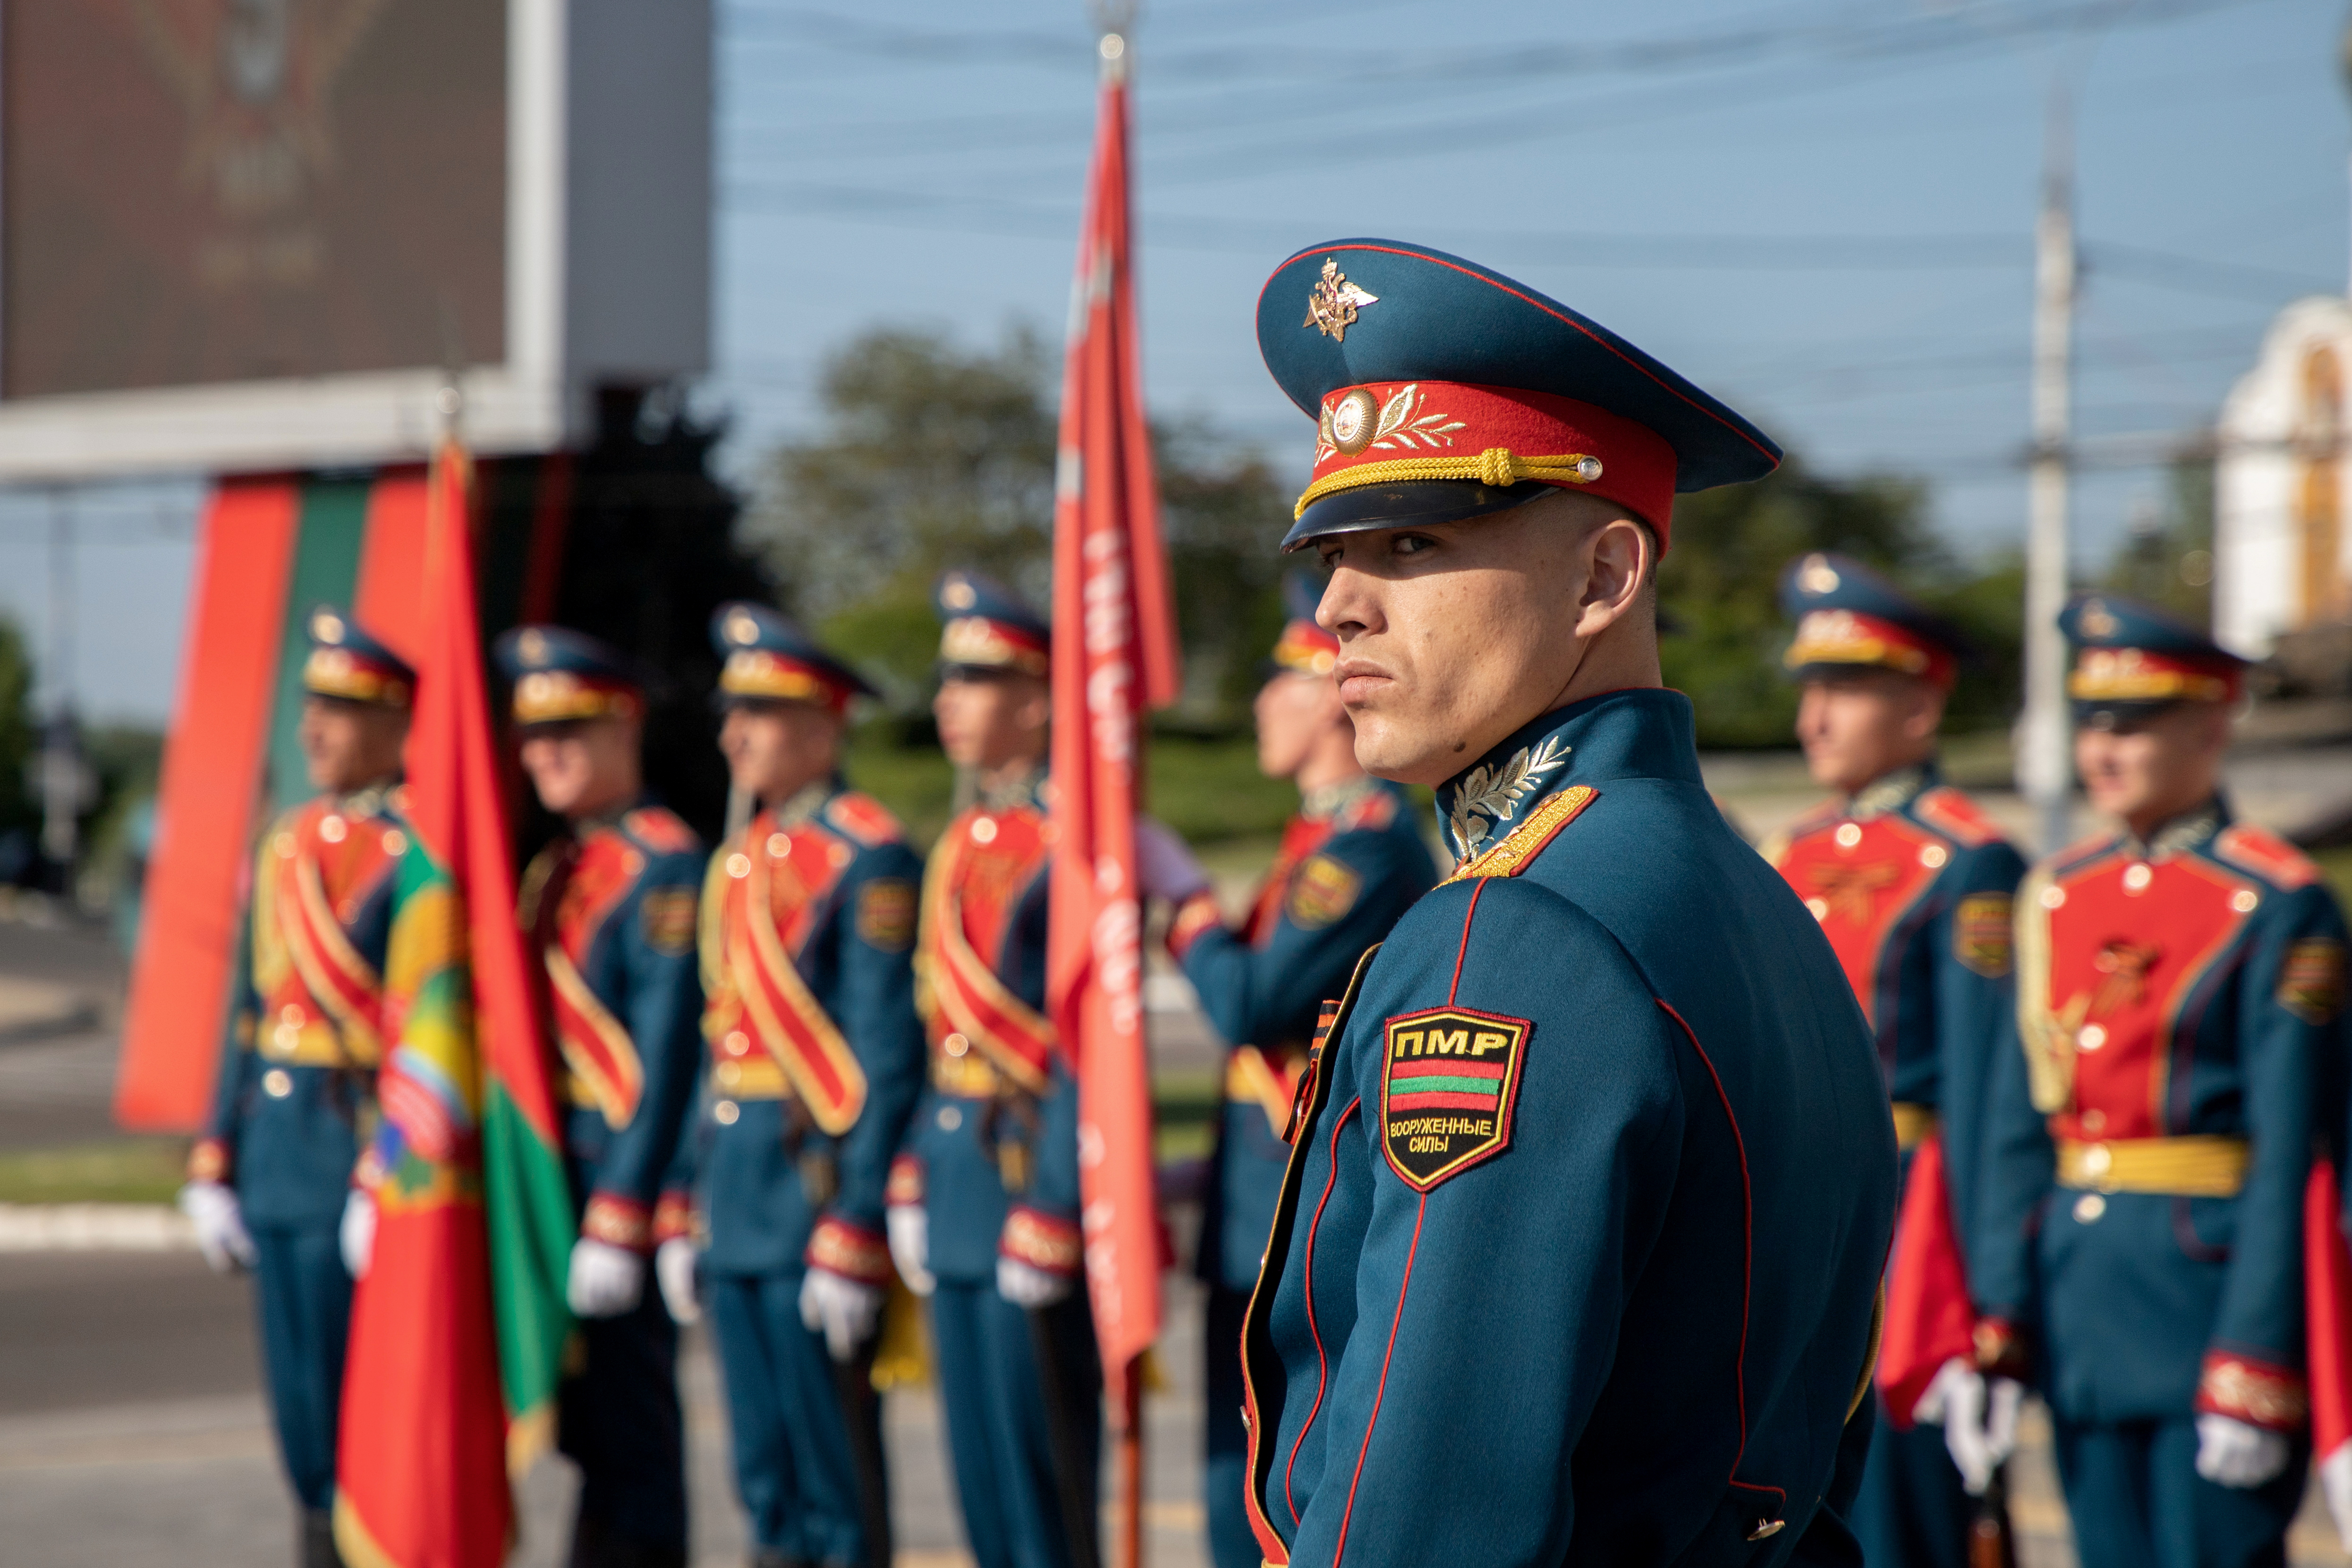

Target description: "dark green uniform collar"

left=1436, top=687, right=1701, bottom=861
left=1847, top=759, right=1940, bottom=821
left=2121, top=795, right=2229, bottom=861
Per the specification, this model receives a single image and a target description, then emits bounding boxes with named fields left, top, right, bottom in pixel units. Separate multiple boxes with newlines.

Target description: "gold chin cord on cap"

left=1291, top=448, right=1603, bottom=519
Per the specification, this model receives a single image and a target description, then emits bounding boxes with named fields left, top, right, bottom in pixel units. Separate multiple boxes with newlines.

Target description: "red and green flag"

left=333, top=441, right=576, bottom=1568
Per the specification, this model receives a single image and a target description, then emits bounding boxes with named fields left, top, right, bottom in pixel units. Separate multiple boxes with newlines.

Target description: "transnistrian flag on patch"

left=1379, top=1007, right=1531, bottom=1192
left=334, top=440, right=575, bottom=1568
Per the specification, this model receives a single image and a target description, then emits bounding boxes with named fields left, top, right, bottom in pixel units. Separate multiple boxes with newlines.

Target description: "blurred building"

left=2214, top=295, right=2352, bottom=690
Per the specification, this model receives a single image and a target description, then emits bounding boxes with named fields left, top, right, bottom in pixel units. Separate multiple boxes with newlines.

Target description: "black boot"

left=570, top=1511, right=688, bottom=1568
left=300, top=1509, right=345, bottom=1568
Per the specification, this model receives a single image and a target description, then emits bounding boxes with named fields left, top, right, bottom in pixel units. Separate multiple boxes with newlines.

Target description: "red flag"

left=2304, top=1161, right=2352, bottom=1531
left=1044, top=32, right=1179, bottom=1565
left=334, top=441, right=535, bottom=1568
left=1872, top=1133, right=1978, bottom=1428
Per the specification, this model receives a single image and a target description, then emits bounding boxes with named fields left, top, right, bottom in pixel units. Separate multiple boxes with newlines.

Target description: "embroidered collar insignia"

left=1304, top=258, right=1378, bottom=343
left=1444, top=734, right=1569, bottom=861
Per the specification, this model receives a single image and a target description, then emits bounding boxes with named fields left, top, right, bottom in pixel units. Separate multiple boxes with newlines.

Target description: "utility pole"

left=2019, top=84, right=2077, bottom=857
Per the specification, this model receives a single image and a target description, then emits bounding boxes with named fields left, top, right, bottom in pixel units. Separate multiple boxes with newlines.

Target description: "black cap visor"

left=1280, top=480, right=1553, bottom=553
left=2072, top=698, right=2192, bottom=731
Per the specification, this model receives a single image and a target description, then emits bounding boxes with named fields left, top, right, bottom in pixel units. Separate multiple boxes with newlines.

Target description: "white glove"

left=567, top=1237, right=645, bottom=1318
left=2195, top=1412, right=2290, bottom=1489
left=654, top=1236, right=701, bottom=1325
left=1983, top=1376, right=2023, bottom=1469
left=1133, top=817, right=1212, bottom=904
left=887, top=1204, right=934, bottom=1297
left=799, top=1268, right=886, bottom=1361
left=2319, top=1440, right=2352, bottom=1552
left=1918, top=1358, right=1995, bottom=1492
left=997, top=1255, right=1076, bottom=1308
left=338, top=1189, right=377, bottom=1280
left=178, top=1181, right=257, bottom=1274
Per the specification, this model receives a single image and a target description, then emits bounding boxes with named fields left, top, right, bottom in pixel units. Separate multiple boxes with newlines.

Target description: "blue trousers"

left=1850, top=1396, right=1972, bottom=1568
left=250, top=1224, right=353, bottom=1512
left=2049, top=1417, right=2306, bottom=1568
left=706, top=1269, right=868, bottom=1565
left=1203, top=1285, right=1257, bottom=1568
left=932, top=1281, right=1100, bottom=1568
left=557, top=1287, right=688, bottom=1551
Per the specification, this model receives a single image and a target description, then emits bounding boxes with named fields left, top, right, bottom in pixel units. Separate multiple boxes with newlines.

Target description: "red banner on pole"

left=1044, top=13, right=1179, bottom=1493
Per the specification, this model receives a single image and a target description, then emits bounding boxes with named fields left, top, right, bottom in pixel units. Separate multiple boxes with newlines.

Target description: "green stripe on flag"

left=263, top=478, right=372, bottom=810
left=485, top=1081, right=577, bottom=1458
left=1394, top=1074, right=1503, bottom=1095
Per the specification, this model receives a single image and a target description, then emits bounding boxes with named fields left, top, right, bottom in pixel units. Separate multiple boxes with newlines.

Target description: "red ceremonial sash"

left=537, top=836, right=645, bottom=1131
left=920, top=817, right=1056, bottom=1094
left=1873, top=1131, right=1978, bottom=1427
left=260, top=809, right=392, bottom=1065
left=713, top=821, right=868, bottom=1135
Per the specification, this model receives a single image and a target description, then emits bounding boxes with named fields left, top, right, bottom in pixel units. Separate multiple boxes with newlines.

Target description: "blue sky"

left=5, top=0, right=2344, bottom=721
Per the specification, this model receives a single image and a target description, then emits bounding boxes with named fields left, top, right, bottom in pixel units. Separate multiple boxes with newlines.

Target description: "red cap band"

left=1785, top=610, right=1957, bottom=691
left=1300, top=381, right=1680, bottom=548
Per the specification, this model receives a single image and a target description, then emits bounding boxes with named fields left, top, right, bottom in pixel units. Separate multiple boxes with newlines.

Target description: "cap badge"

left=311, top=610, right=346, bottom=644
left=725, top=610, right=761, bottom=646
left=518, top=628, right=549, bottom=663
left=1305, top=258, right=1378, bottom=343
left=1316, top=383, right=1467, bottom=462
left=942, top=576, right=977, bottom=611
left=2080, top=599, right=2118, bottom=639
left=1798, top=555, right=1840, bottom=594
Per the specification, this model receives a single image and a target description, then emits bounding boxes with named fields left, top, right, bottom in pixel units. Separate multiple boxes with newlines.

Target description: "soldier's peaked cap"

left=709, top=602, right=875, bottom=712
left=1778, top=552, right=1971, bottom=690
left=2060, top=592, right=2247, bottom=722
left=935, top=570, right=1050, bottom=678
left=493, top=625, right=647, bottom=726
left=302, top=606, right=415, bottom=709
left=1260, top=239, right=1781, bottom=551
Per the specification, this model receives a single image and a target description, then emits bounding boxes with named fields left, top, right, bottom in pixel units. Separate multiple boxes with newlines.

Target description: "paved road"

left=0, top=1246, right=1213, bottom=1568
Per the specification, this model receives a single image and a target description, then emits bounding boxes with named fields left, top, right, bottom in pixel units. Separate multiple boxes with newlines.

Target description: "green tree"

left=749, top=324, right=1292, bottom=726
left=1660, top=457, right=2018, bottom=746
left=0, top=617, right=35, bottom=842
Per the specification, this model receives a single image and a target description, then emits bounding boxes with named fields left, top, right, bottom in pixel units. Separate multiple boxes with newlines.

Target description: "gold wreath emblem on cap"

left=1305, top=259, right=1378, bottom=343
left=1798, top=554, right=1840, bottom=595
left=311, top=609, right=346, bottom=644
left=726, top=610, right=761, bottom=645
left=942, top=576, right=977, bottom=611
left=2080, top=599, right=2118, bottom=639
left=518, top=628, right=549, bottom=663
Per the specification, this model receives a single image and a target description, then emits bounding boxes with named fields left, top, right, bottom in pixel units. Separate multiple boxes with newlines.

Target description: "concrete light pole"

left=2019, top=84, right=2078, bottom=856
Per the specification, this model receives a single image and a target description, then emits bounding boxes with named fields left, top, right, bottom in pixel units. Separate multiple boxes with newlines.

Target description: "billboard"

left=0, top=0, right=708, bottom=478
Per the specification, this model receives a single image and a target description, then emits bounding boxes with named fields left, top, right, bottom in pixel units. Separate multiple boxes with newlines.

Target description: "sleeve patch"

left=1954, top=892, right=2015, bottom=978
left=2279, top=939, right=2347, bottom=1025
left=857, top=878, right=918, bottom=951
left=640, top=888, right=698, bottom=955
left=1378, top=1006, right=1532, bottom=1191
left=1285, top=854, right=1363, bottom=930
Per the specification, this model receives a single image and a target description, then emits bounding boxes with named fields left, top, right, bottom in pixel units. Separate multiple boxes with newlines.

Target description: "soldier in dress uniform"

left=1157, top=571, right=1435, bottom=1568
left=180, top=607, right=413, bottom=1568
left=686, top=602, right=926, bottom=1568
left=497, top=626, right=707, bottom=1568
left=885, top=571, right=1100, bottom=1568
left=1972, top=594, right=2352, bottom=1568
left=1234, top=240, right=1897, bottom=1565
left=1762, top=553, right=2029, bottom=1565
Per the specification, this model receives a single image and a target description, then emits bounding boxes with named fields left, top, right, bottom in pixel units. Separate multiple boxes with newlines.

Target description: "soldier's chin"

left=1347, top=711, right=1454, bottom=788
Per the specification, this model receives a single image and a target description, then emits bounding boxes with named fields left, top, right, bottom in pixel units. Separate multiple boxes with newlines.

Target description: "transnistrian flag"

left=1044, top=26, right=1180, bottom=1394
left=334, top=440, right=575, bottom=1568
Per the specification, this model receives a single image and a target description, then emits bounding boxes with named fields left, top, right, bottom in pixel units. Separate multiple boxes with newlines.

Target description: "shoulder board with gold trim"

left=2214, top=824, right=2321, bottom=892
left=1443, top=786, right=1598, bottom=884
left=824, top=792, right=907, bottom=849
left=622, top=806, right=700, bottom=857
left=1914, top=787, right=2006, bottom=850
